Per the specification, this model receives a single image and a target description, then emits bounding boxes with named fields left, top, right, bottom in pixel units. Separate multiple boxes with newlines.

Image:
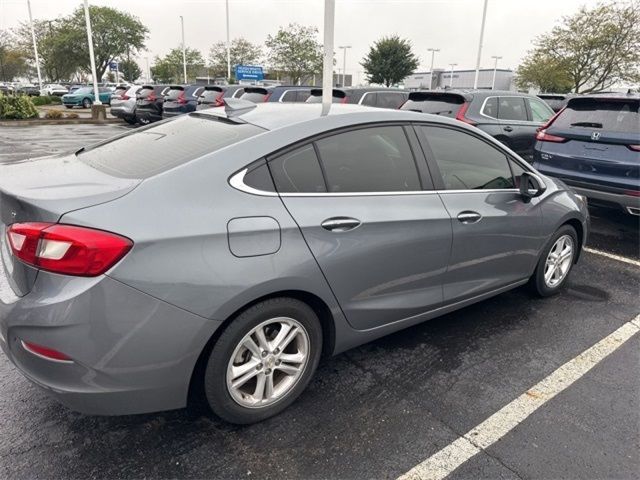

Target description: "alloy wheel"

left=544, top=234, right=574, bottom=288
left=226, top=317, right=310, bottom=408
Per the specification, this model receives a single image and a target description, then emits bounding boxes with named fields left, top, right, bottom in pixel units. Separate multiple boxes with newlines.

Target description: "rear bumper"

left=0, top=266, right=221, bottom=415
left=562, top=181, right=640, bottom=213
left=110, top=105, right=135, bottom=118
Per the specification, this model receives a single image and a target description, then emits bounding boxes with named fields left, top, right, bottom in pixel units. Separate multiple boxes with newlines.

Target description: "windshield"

left=554, top=99, right=639, bottom=133
left=74, top=88, right=92, bottom=95
left=78, top=114, right=266, bottom=178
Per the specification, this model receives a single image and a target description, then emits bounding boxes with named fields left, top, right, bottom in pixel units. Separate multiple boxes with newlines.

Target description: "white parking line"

left=398, top=314, right=640, bottom=480
left=584, top=247, right=640, bottom=267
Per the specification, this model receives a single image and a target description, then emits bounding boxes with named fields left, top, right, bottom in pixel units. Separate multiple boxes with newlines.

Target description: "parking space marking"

left=398, top=314, right=640, bottom=480
left=584, top=247, right=640, bottom=267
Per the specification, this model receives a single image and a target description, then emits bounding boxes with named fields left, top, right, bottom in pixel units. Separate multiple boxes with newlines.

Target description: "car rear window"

left=553, top=99, right=640, bottom=133
left=240, top=92, right=268, bottom=103
left=138, top=87, right=154, bottom=97
left=78, top=115, right=265, bottom=179
left=400, top=93, right=464, bottom=117
left=200, top=89, right=223, bottom=102
left=165, top=87, right=184, bottom=100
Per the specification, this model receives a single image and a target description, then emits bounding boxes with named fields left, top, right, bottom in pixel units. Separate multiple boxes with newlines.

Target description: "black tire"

left=204, top=297, right=322, bottom=424
left=82, top=98, right=91, bottom=109
left=530, top=225, right=578, bottom=297
left=137, top=116, right=150, bottom=125
left=123, top=116, right=137, bottom=125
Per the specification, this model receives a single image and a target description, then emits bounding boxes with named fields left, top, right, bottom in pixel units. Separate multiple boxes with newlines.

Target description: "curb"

left=0, top=118, right=124, bottom=127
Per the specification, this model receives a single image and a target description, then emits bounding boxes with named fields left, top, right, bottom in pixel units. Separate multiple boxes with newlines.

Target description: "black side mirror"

left=520, top=172, right=547, bottom=201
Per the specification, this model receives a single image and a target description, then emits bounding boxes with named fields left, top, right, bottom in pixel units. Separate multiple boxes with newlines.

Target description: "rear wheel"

left=82, top=98, right=91, bottom=109
left=530, top=225, right=578, bottom=296
left=123, top=116, right=137, bottom=125
left=204, top=298, right=322, bottom=424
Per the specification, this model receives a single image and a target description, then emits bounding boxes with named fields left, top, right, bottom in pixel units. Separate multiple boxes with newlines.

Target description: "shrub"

left=45, top=109, right=64, bottom=119
left=0, top=93, right=39, bottom=119
left=65, top=112, right=79, bottom=119
left=32, top=95, right=62, bottom=106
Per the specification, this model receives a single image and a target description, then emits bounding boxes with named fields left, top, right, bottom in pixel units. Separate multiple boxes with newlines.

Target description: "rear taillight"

left=177, top=91, right=187, bottom=104
left=536, top=129, right=567, bottom=143
left=263, top=93, right=272, bottom=102
left=628, top=145, right=640, bottom=152
left=21, top=340, right=73, bottom=363
left=6, top=223, right=132, bottom=277
left=624, top=190, right=640, bottom=197
left=214, top=92, right=224, bottom=107
left=455, top=102, right=476, bottom=125
left=340, top=96, right=348, bottom=104
left=121, top=94, right=130, bottom=100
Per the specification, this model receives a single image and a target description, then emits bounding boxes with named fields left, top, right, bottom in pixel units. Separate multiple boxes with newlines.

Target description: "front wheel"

left=530, top=225, right=578, bottom=296
left=82, top=98, right=91, bottom=109
left=204, top=297, right=322, bottom=424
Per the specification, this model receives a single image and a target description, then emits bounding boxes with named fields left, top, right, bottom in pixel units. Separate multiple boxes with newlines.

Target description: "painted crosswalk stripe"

left=398, top=314, right=640, bottom=480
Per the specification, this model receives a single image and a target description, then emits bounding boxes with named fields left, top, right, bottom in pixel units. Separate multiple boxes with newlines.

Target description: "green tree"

left=151, top=47, right=205, bottom=83
left=361, top=35, right=419, bottom=87
left=516, top=55, right=573, bottom=93
left=517, top=1, right=640, bottom=93
left=67, top=5, right=148, bottom=81
left=119, top=59, right=142, bottom=82
left=208, top=37, right=263, bottom=79
left=266, top=24, right=323, bottom=84
left=0, top=30, right=28, bottom=82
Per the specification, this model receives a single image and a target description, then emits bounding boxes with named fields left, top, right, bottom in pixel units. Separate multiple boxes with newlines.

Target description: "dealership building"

left=404, top=68, right=515, bottom=90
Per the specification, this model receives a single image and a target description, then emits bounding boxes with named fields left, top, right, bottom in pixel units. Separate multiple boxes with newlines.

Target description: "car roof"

left=194, top=102, right=464, bottom=132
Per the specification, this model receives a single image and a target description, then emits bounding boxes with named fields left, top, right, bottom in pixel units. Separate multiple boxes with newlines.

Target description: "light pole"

left=82, top=0, right=101, bottom=106
left=226, top=0, right=231, bottom=81
left=427, top=48, right=440, bottom=90
left=26, top=0, right=42, bottom=90
left=338, top=45, right=351, bottom=87
left=321, top=0, right=335, bottom=115
left=180, top=16, right=187, bottom=83
left=449, top=63, right=457, bottom=88
left=491, top=55, right=502, bottom=90
left=145, top=56, right=150, bottom=83
left=473, top=0, right=489, bottom=89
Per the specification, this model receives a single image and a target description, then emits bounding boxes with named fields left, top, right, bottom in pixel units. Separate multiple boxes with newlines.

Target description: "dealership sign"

left=235, top=65, right=264, bottom=81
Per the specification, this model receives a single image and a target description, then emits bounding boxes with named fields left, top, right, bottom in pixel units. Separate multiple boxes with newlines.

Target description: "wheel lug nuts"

left=261, top=351, right=267, bottom=358
left=256, top=364, right=263, bottom=370
left=273, top=348, right=280, bottom=354
left=275, top=359, right=281, bottom=365
left=265, top=368, right=272, bottom=375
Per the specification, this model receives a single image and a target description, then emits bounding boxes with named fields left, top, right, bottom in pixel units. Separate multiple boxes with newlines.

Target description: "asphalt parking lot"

left=0, top=124, right=638, bottom=479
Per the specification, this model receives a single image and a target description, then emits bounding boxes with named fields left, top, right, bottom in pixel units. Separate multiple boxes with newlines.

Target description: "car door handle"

left=321, top=217, right=361, bottom=232
left=503, top=126, right=513, bottom=132
left=457, top=211, right=482, bottom=224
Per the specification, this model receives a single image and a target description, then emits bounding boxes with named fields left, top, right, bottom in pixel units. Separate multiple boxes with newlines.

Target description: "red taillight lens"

left=121, top=94, right=130, bottom=100
left=263, top=93, right=272, bottom=102
left=624, top=190, right=640, bottom=197
left=6, top=223, right=132, bottom=277
left=628, top=145, right=640, bottom=152
left=147, top=91, right=157, bottom=102
left=177, top=91, right=187, bottom=104
left=21, top=340, right=73, bottom=362
left=214, top=92, right=225, bottom=107
left=455, top=102, right=476, bottom=125
left=340, top=96, right=348, bottom=104
left=536, top=129, right=567, bottom=143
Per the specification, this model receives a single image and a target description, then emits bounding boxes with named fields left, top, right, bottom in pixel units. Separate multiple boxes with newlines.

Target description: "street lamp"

left=26, top=0, right=42, bottom=91
left=82, top=0, right=101, bottom=106
left=427, top=48, right=440, bottom=90
left=180, top=16, right=187, bottom=83
left=491, top=55, right=502, bottom=90
left=449, top=63, right=457, bottom=88
left=473, top=0, right=489, bottom=89
left=338, top=45, right=351, bottom=87
left=226, top=0, right=231, bottom=81
left=321, top=0, right=335, bottom=115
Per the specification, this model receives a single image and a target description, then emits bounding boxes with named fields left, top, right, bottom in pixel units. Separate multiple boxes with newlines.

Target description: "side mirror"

left=519, top=172, right=547, bottom=201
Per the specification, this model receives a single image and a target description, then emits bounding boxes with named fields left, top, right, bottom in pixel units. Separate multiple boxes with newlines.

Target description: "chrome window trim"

left=229, top=169, right=520, bottom=197
left=479, top=95, right=531, bottom=123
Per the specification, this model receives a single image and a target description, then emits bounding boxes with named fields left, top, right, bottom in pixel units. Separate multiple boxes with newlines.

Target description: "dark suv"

left=196, top=85, right=247, bottom=110
left=306, top=88, right=408, bottom=109
left=537, top=93, right=577, bottom=112
left=401, top=90, right=554, bottom=160
left=162, top=85, right=204, bottom=119
left=533, top=93, right=640, bottom=215
left=135, top=85, right=170, bottom=125
left=266, top=85, right=312, bottom=103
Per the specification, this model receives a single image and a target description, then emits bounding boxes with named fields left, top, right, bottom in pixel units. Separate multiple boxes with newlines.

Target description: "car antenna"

left=224, top=98, right=257, bottom=119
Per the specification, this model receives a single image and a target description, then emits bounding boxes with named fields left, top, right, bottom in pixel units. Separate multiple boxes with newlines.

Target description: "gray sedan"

left=0, top=102, right=588, bottom=424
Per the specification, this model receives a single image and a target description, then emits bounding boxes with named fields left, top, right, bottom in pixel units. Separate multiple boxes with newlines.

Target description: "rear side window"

left=482, top=97, right=498, bottom=118
left=361, top=93, right=377, bottom=106
left=553, top=99, right=640, bottom=133
left=527, top=98, right=554, bottom=122
left=421, top=126, right=515, bottom=190
left=316, top=126, right=421, bottom=192
left=281, top=90, right=298, bottom=102
left=377, top=92, right=407, bottom=109
left=269, top=145, right=326, bottom=193
left=497, top=97, right=528, bottom=121
left=79, top=115, right=265, bottom=179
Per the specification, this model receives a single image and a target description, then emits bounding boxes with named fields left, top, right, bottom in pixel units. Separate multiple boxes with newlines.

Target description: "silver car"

left=110, top=85, right=141, bottom=124
left=0, top=102, right=588, bottom=424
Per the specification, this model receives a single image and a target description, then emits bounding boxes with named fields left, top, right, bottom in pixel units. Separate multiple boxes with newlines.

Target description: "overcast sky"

left=1, top=0, right=601, bottom=81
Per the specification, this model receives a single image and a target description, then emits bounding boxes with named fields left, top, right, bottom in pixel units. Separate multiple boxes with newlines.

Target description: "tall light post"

left=82, top=0, right=101, bottom=106
left=338, top=45, right=351, bottom=87
left=145, top=56, right=150, bottom=83
left=321, top=0, right=335, bottom=115
left=427, top=48, right=440, bottom=90
left=180, top=16, right=187, bottom=83
left=449, top=63, right=457, bottom=88
left=26, top=0, right=43, bottom=90
left=226, top=0, right=231, bottom=81
left=491, top=55, right=502, bottom=90
left=473, top=0, right=489, bottom=89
